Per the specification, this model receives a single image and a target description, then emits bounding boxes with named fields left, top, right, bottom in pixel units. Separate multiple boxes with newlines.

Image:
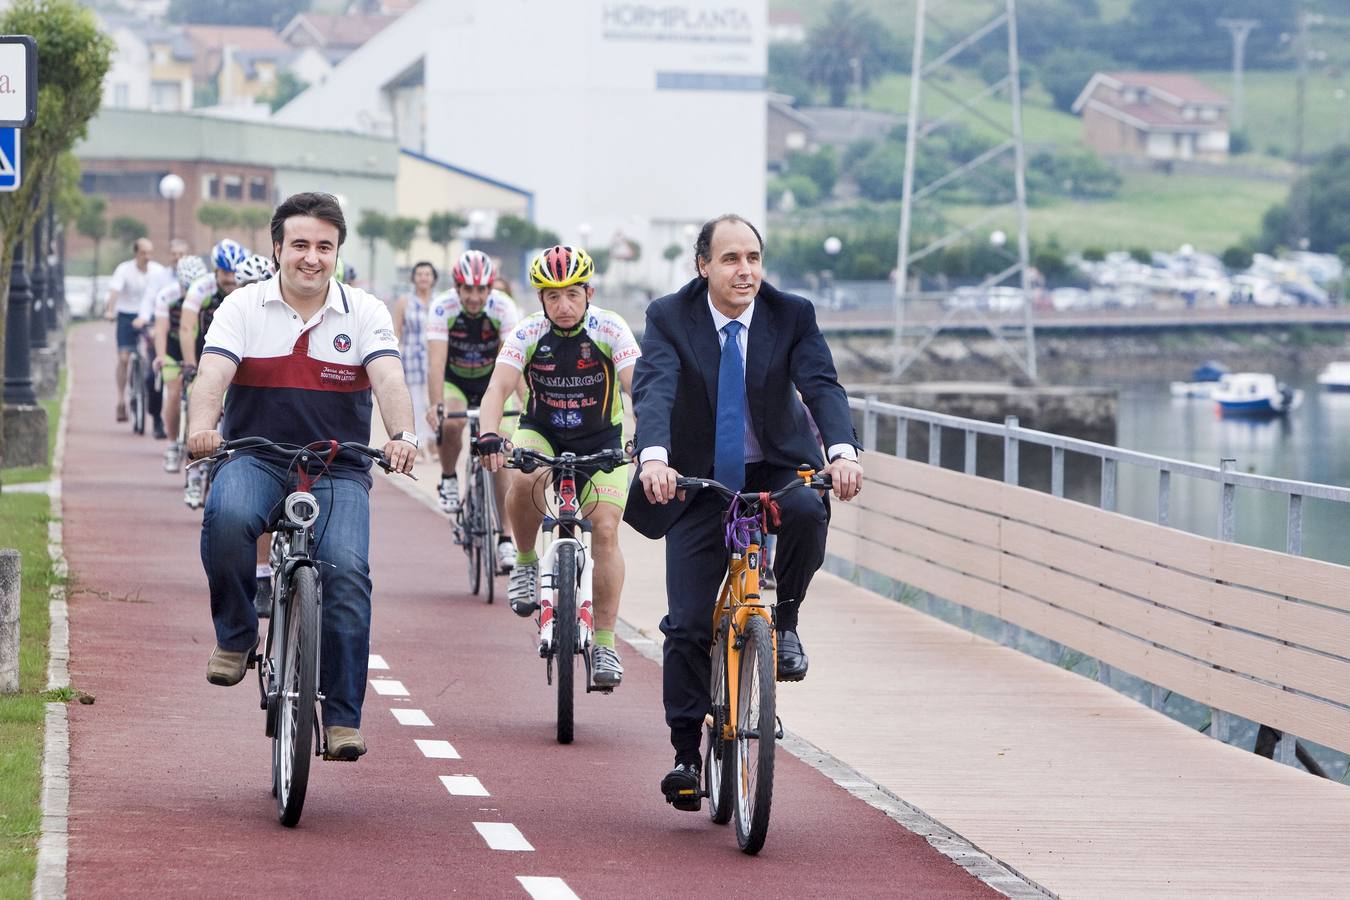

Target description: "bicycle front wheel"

left=706, top=614, right=734, bottom=825
left=554, top=542, right=577, bottom=745
left=464, top=468, right=482, bottom=596
left=733, top=614, right=776, bottom=854
left=274, top=565, right=319, bottom=827
left=479, top=468, right=495, bottom=605
left=130, top=356, right=146, bottom=434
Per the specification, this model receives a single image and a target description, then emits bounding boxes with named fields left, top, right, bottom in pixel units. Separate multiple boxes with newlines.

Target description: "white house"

left=275, top=0, right=768, bottom=289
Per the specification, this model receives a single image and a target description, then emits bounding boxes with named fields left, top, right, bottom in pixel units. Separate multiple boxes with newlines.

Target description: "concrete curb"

left=382, top=472, right=1051, bottom=898
left=34, top=333, right=73, bottom=900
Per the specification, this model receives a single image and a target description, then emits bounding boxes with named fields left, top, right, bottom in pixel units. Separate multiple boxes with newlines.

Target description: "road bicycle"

left=126, top=329, right=149, bottom=435
left=436, top=406, right=519, bottom=603
left=190, top=436, right=406, bottom=827
left=675, top=467, right=832, bottom=855
left=504, top=445, right=627, bottom=744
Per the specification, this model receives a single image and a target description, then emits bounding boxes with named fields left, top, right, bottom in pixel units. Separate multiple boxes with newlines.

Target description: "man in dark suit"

left=624, top=214, right=864, bottom=809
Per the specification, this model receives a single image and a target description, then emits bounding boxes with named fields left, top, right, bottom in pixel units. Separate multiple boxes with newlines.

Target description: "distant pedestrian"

left=392, top=260, right=438, bottom=457
left=104, top=238, right=166, bottom=423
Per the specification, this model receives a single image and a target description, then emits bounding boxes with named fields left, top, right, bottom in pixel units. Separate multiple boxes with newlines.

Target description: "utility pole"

left=1291, top=8, right=1320, bottom=250
left=1217, top=18, right=1258, bottom=131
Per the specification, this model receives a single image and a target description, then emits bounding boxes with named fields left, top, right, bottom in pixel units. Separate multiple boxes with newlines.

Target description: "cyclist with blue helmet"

left=153, top=254, right=210, bottom=473
left=179, top=239, right=246, bottom=379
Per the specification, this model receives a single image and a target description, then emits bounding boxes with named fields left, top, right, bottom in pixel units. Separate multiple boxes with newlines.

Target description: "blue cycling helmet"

left=212, top=239, right=248, bottom=272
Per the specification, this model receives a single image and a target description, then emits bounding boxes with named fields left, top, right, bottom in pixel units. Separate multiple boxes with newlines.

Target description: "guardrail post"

left=1210, top=457, right=1238, bottom=744
left=0, top=550, right=18, bottom=694
left=1157, top=469, right=1171, bottom=526
left=1274, top=492, right=1305, bottom=767
left=896, top=417, right=909, bottom=460
left=1003, top=416, right=1019, bottom=486
left=862, top=394, right=878, bottom=452
left=928, top=423, right=942, bottom=466
left=1051, top=446, right=1064, bottom=497
left=1100, top=458, right=1117, bottom=512
left=964, top=429, right=977, bottom=475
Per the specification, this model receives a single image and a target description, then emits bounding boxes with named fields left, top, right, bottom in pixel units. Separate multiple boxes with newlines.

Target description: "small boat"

left=1213, top=372, right=1303, bottom=416
left=1192, top=360, right=1229, bottom=383
left=1317, top=362, right=1350, bottom=392
left=1170, top=361, right=1231, bottom=398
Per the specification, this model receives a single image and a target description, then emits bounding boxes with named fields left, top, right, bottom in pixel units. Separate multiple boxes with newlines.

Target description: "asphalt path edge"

left=34, top=331, right=74, bottom=900
left=386, top=473, right=1055, bottom=900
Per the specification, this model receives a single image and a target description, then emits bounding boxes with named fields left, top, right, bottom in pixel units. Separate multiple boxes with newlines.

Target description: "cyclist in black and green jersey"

left=477, top=245, right=641, bottom=688
left=152, top=254, right=210, bottom=474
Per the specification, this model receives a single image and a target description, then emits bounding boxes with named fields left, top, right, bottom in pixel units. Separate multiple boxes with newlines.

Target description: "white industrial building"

left=275, top=0, right=767, bottom=289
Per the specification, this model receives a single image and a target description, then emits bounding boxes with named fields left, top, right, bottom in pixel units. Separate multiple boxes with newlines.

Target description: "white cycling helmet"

left=235, top=253, right=276, bottom=286
left=175, top=255, right=208, bottom=290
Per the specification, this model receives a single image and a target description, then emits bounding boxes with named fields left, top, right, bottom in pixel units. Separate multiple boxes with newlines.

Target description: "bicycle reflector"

left=285, top=492, right=320, bottom=528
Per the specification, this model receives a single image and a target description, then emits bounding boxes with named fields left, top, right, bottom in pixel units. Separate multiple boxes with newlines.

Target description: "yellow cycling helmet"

left=529, top=245, right=594, bottom=290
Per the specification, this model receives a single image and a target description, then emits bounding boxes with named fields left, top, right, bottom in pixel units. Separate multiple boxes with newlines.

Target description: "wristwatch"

left=393, top=431, right=419, bottom=449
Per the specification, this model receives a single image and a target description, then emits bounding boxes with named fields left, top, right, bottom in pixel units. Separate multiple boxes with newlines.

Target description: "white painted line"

left=473, top=822, right=534, bottom=852
left=517, top=876, right=580, bottom=900
left=391, top=708, right=433, bottom=726
left=368, top=654, right=389, bottom=670
left=415, top=739, right=460, bottom=759
left=440, top=775, right=490, bottom=797
left=371, top=678, right=409, bottom=696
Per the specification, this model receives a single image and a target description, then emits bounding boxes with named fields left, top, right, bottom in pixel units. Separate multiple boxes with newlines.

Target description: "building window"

left=79, top=171, right=161, bottom=197
left=202, top=173, right=219, bottom=199
left=249, top=176, right=268, bottom=202
left=223, top=174, right=243, bottom=200
left=1200, top=107, right=1217, bottom=121
left=150, top=81, right=182, bottom=112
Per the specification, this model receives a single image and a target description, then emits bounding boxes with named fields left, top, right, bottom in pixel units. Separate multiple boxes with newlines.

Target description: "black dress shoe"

left=660, top=762, right=702, bottom=812
left=776, top=629, right=808, bottom=682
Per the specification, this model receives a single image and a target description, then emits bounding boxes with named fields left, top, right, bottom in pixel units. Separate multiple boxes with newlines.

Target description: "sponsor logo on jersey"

left=551, top=409, right=584, bottom=430
left=333, top=333, right=352, bottom=352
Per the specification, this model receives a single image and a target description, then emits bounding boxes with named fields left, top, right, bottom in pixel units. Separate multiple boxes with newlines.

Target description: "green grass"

left=945, top=169, right=1288, bottom=253
left=1, top=366, right=63, bottom=486
left=864, top=70, right=1084, bottom=146
left=1197, top=70, right=1350, bottom=159
left=0, top=491, right=59, bottom=897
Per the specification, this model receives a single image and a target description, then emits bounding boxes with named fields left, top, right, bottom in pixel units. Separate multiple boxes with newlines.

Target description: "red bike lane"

left=60, top=323, right=997, bottom=899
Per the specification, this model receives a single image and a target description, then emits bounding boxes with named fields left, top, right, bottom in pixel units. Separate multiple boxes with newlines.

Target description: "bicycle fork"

left=536, top=534, right=594, bottom=657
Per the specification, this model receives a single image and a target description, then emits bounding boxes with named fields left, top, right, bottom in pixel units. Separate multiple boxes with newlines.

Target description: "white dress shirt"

left=639, top=294, right=858, bottom=467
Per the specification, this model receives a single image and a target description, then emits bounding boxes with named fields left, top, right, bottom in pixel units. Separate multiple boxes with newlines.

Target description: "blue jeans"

left=201, top=454, right=372, bottom=728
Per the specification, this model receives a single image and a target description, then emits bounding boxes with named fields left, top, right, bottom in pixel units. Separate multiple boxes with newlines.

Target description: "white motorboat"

left=1213, top=372, right=1303, bottom=416
left=1317, top=362, right=1350, bottom=392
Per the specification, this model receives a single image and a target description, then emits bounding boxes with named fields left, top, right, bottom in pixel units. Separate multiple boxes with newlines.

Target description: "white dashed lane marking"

left=415, top=739, right=460, bottom=759
left=370, top=678, right=409, bottom=696
left=368, top=654, right=389, bottom=670
left=474, top=822, right=534, bottom=851
left=517, top=876, right=580, bottom=899
left=391, top=708, right=433, bottom=726
left=440, top=775, right=490, bottom=797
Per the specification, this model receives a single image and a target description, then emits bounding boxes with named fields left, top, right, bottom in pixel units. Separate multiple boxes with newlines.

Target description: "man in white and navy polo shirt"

left=186, top=192, right=417, bottom=762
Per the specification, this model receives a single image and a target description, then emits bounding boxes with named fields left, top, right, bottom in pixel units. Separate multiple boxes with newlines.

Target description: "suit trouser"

left=659, top=462, right=828, bottom=759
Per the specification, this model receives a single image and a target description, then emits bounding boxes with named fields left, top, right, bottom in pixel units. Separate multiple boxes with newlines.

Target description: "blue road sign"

left=0, top=127, right=18, bottom=192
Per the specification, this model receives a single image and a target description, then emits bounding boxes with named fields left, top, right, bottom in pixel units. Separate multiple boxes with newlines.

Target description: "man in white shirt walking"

left=104, top=238, right=166, bottom=422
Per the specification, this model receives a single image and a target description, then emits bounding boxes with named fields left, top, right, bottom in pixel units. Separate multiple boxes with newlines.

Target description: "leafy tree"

left=268, top=71, right=309, bottom=113
left=1028, top=148, right=1122, bottom=201
left=977, top=51, right=1032, bottom=90
left=1260, top=147, right=1350, bottom=253
left=1038, top=48, right=1114, bottom=113
left=1121, top=0, right=1294, bottom=70
left=356, top=209, right=389, bottom=287
left=781, top=174, right=822, bottom=207
left=196, top=202, right=238, bottom=241
left=852, top=142, right=908, bottom=202
left=589, top=248, right=612, bottom=276
left=1128, top=247, right=1152, bottom=264
left=168, top=0, right=306, bottom=28
left=76, top=195, right=108, bottom=300
left=768, top=42, right=813, bottom=103
left=426, top=210, right=468, bottom=272
left=494, top=215, right=558, bottom=254
left=110, top=215, right=147, bottom=247
left=1221, top=245, right=1254, bottom=271
left=0, top=0, right=112, bottom=435
left=385, top=216, right=420, bottom=267
left=238, top=206, right=271, bottom=250
left=786, top=147, right=838, bottom=198
left=804, top=0, right=897, bottom=107
left=1081, top=247, right=1106, bottom=262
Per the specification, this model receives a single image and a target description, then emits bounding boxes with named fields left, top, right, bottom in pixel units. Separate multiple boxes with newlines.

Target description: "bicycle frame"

left=714, top=526, right=775, bottom=745
left=536, top=468, right=596, bottom=659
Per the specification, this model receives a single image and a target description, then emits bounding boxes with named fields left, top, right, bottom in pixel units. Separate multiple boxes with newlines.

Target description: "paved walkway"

left=58, top=323, right=994, bottom=899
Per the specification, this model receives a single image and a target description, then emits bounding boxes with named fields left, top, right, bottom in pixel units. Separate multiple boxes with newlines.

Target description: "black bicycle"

left=190, top=436, right=408, bottom=826
left=127, top=328, right=150, bottom=435
left=437, top=406, right=519, bottom=603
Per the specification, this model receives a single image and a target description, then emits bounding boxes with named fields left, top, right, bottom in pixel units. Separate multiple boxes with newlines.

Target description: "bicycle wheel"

left=554, top=542, right=577, bottom=745
left=733, top=614, right=776, bottom=854
left=274, top=565, right=318, bottom=827
left=464, top=467, right=482, bottom=596
left=477, top=468, right=494, bottom=605
left=706, top=614, right=734, bottom=825
left=129, top=355, right=146, bottom=434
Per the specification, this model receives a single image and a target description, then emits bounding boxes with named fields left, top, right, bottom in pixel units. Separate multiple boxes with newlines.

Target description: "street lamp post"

left=823, top=235, right=842, bottom=310
left=158, top=173, right=185, bottom=243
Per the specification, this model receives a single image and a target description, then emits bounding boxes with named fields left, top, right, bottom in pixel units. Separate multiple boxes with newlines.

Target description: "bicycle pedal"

left=775, top=716, right=785, bottom=740
left=248, top=652, right=259, bottom=670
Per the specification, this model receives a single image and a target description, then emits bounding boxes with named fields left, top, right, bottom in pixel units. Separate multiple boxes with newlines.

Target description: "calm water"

left=1113, top=374, right=1350, bottom=566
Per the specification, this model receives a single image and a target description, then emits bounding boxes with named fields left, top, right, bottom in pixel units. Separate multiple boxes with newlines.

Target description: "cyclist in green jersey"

left=152, top=254, right=210, bottom=473
left=477, top=245, right=641, bottom=688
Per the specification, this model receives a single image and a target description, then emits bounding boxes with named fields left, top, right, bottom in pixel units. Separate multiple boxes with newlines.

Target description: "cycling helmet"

left=528, top=245, right=593, bottom=290
left=453, top=250, right=495, bottom=287
left=235, top=253, right=275, bottom=286
left=212, top=239, right=248, bottom=272
left=175, top=255, right=208, bottom=290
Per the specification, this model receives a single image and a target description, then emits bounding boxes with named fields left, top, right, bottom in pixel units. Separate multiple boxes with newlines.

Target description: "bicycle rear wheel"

left=129, top=355, right=146, bottom=434
left=733, top=614, right=776, bottom=854
left=706, top=614, right=734, bottom=825
left=274, top=565, right=318, bottom=827
left=554, top=543, right=577, bottom=745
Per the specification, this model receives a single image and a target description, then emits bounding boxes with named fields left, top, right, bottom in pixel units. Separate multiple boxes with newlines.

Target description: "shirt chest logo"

left=333, top=333, right=352, bottom=353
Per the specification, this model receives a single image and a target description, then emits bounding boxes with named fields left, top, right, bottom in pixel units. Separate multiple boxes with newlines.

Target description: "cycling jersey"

left=153, top=282, right=186, bottom=362
left=497, top=305, right=640, bottom=450
left=426, top=290, right=520, bottom=401
left=183, top=275, right=228, bottom=360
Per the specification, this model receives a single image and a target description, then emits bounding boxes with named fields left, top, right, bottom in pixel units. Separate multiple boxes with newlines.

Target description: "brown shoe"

left=205, top=638, right=257, bottom=686
left=324, top=726, right=367, bottom=761
left=115, top=403, right=128, bottom=423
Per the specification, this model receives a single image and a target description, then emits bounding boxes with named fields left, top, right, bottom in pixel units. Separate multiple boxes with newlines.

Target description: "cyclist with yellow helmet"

left=476, top=245, right=640, bottom=688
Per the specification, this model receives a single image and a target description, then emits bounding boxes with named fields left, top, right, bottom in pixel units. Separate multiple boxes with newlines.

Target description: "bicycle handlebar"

left=438, top=408, right=522, bottom=421
left=675, top=469, right=833, bottom=504
left=189, top=436, right=415, bottom=479
left=505, top=446, right=628, bottom=474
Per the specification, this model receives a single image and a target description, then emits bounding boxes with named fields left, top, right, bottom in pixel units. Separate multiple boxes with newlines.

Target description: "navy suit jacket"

left=623, top=277, right=858, bottom=539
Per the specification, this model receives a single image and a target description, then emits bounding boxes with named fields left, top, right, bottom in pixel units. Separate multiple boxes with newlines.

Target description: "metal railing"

left=848, top=394, right=1350, bottom=775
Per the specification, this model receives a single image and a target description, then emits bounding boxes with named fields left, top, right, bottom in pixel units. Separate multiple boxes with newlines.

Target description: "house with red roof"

left=1072, top=72, right=1230, bottom=162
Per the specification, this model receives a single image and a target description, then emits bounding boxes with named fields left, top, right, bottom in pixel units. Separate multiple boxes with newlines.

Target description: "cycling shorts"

left=510, top=427, right=629, bottom=511
left=159, top=358, right=183, bottom=382
left=116, top=313, right=140, bottom=351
